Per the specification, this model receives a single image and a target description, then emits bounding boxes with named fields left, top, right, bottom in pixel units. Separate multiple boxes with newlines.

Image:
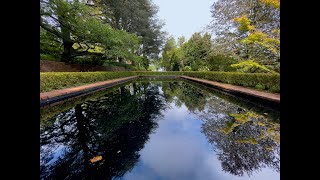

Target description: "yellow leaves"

left=257, top=121, right=266, bottom=126
left=230, top=112, right=262, bottom=123
left=219, top=110, right=280, bottom=149
left=272, top=29, right=280, bottom=35
left=260, top=0, right=280, bottom=9
left=265, top=37, right=280, bottom=45
left=240, top=30, right=280, bottom=55
left=266, top=126, right=280, bottom=143
left=236, top=138, right=258, bottom=145
left=233, top=12, right=280, bottom=61
left=234, top=15, right=255, bottom=33
left=218, top=121, right=240, bottom=134
left=271, top=134, right=280, bottom=143
left=242, top=31, right=268, bottom=44
left=267, top=127, right=275, bottom=134
left=90, top=155, right=102, bottom=163
left=265, top=146, right=273, bottom=151
left=230, top=113, right=250, bottom=123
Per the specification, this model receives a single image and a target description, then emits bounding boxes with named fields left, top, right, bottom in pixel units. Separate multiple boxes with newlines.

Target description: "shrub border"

left=41, top=71, right=280, bottom=93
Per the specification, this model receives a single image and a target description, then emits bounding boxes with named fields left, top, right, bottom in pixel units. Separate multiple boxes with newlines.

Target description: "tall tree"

left=182, top=32, right=212, bottom=71
left=159, top=33, right=214, bottom=71
left=98, top=0, right=166, bottom=68
left=40, top=0, right=140, bottom=63
left=40, top=26, right=63, bottom=59
left=160, top=37, right=176, bottom=71
left=177, top=36, right=186, bottom=47
left=208, top=0, right=280, bottom=71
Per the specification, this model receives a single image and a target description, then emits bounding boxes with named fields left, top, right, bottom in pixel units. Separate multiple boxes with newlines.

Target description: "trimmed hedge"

left=181, top=72, right=280, bottom=93
left=133, top=71, right=279, bottom=92
left=40, top=71, right=280, bottom=93
left=40, top=72, right=134, bottom=93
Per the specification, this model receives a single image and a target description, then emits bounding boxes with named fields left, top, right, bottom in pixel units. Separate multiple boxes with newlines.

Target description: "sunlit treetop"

left=233, top=15, right=255, bottom=33
left=241, top=32, right=267, bottom=44
left=231, top=60, right=277, bottom=73
left=234, top=14, right=280, bottom=57
left=241, top=31, right=280, bottom=55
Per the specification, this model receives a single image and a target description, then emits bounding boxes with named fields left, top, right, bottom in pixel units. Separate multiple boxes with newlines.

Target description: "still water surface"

left=40, top=81, right=280, bottom=180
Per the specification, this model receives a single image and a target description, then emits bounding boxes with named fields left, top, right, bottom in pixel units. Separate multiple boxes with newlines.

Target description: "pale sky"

left=153, top=0, right=217, bottom=40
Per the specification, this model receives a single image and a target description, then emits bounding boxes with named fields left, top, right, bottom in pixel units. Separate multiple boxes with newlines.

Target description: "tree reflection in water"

left=161, top=81, right=280, bottom=176
left=40, top=82, right=166, bottom=179
left=41, top=81, right=280, bottom=179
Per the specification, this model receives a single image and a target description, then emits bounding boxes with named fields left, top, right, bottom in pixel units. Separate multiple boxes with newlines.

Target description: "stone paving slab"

left=40, top=76, right=138, bottom=102
left=180, top=76, right=280, bottom=103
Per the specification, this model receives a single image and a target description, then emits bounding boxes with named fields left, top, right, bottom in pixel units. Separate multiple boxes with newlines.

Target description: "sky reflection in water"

left=40, top=81, right=280, bottom=180
left=121, top=103, right=279, bottom=180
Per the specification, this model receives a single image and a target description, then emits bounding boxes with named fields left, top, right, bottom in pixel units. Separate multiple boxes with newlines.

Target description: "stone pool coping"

left=40, top=75, right=280, bottom=107
left=40, top=76, right=139, bottom=107
left=180, top=76, right=280, bottom=103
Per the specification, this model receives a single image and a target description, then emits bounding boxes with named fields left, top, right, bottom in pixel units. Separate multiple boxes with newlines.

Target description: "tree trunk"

left=57, top=8, right=73, bottom=63
left=118, top=57, right=124, bottom=64
left=61, top=41, right=74, bottom=63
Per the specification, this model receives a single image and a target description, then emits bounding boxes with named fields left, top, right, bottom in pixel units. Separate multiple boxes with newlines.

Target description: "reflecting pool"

left=40, top=80, right=280, bottom=180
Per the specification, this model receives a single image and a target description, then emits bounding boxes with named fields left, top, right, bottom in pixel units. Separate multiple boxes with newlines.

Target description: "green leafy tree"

left=40, top=27, right=63, bottom=60
left=181, top=32, right=212, bottom=71
left=160, top=37, right=177, bottom=71
left=177, top=36, right=186, bottom=47
left=40, top=0, right=140, bottom=63
left=206, top=54, right=237, bottom=72
left=98, top=0, right=166, bottom=68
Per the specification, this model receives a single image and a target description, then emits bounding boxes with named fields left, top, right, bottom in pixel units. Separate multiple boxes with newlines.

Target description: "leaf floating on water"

left=90, top=155, right=102, bottom=163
